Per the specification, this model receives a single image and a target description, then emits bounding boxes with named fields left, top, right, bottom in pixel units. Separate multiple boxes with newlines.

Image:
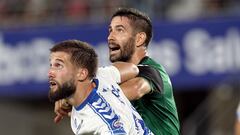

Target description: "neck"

left=67, top=80, right=95, bottom=107
left=128, top=46, right=147, bottom=65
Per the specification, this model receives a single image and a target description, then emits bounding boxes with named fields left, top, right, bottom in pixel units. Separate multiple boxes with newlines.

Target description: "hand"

left=54, top=99, right=72, bottom=124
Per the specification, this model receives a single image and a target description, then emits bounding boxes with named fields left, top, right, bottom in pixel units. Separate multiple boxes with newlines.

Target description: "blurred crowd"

left=0, top=0, right=239, bottom=28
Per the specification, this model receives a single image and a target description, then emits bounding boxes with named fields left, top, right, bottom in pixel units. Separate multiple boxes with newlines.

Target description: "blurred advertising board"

left=0, top=18, right=239, bottom=97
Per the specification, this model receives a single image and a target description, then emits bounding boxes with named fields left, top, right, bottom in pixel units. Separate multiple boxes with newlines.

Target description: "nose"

left=108, top=31, right=114, bottom=42
left=48, top=69, right=55, bottom=79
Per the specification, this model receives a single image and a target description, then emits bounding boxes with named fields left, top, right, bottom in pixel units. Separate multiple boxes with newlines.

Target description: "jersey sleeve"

left=97, top=66, right=121, bottom=83
left=137, top=65, right=164, bottom=93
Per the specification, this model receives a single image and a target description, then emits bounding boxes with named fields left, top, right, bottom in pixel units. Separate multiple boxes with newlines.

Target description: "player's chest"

left=71, top=108, right=106, bottom=134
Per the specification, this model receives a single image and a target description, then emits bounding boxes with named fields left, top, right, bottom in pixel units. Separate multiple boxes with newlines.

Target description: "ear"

left=76, top=68, right=89, bottom=82
left=135, top=32, right=147, bottom=47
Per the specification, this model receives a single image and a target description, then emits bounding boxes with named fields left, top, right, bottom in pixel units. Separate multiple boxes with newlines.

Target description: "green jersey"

left=132, top=56, right=180, bottom=135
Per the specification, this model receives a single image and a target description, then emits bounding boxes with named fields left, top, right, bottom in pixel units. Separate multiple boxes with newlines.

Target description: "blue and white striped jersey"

left=71, top=66, right=153, bottom=135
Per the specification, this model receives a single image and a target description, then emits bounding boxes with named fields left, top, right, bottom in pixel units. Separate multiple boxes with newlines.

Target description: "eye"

left=54, top=63, right=63, bottom=69
left=116, top=27, right=124, bottom=33
left=50, top=62, right=64, bottom=70
left=108, top=28, right=112, bottom=33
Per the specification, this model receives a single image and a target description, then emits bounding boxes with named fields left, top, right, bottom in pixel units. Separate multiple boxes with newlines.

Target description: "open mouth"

left=110, top=46, right=120, bottom=51
left=109, top=43, right=120, bottom=54
left=49, top=80, right=57, bottom=89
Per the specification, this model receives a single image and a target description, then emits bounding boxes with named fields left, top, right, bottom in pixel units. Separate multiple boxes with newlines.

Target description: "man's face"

left=48, top=52, right=76, bottom=102
left=108, top=16, right=136, bottom=62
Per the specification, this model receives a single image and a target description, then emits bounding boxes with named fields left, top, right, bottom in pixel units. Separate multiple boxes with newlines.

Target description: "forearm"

left=112, top=62, right=139, bottom=83
left=120, top=77, right=151, bottom=101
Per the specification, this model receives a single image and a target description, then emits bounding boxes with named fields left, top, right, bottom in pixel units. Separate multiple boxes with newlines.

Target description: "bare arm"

left=120, top=77, right=151, bottom=101
left=112, top=62, right=139, bottom=83
left=120, top=65, right=164, bottom=101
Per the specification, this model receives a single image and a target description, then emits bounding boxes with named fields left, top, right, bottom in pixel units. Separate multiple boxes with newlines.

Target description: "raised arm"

left=120, top=65, right=164, bottom=101
left=120, top=77, right=151, bottom=100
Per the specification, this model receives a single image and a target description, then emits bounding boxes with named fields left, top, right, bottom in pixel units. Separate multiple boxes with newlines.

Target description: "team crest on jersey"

left=112, top=119, right=123, bottom=128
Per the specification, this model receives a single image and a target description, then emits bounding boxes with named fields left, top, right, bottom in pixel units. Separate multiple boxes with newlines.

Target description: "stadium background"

left=0, top=0, right=239, bottom=134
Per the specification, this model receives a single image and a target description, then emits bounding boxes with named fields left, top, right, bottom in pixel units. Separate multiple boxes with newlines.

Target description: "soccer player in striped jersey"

left=48, top=40, right=153, bottom=135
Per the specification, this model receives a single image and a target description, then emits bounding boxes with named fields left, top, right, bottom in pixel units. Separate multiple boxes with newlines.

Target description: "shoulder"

left=138, top=57, right=171, bottom=93
left=137, top=64, right=164, bottom=93
left=97, top=66, right=121, bottom=83
left=97, top=66, right=119, bottom=75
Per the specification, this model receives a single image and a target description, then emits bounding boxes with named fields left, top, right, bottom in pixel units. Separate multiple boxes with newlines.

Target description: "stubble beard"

left=109, top=37, right=135, bottom=63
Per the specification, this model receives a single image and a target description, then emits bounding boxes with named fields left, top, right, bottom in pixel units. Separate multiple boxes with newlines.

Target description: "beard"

left=109, top=37, right=135, bottom=63
left=48, top=79, right=76, bottom=103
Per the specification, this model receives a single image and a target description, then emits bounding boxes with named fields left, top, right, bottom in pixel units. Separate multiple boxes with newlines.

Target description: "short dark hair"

left=50, top=40, right=98, bottom=78
left=111, top=7, right=152, bottom=47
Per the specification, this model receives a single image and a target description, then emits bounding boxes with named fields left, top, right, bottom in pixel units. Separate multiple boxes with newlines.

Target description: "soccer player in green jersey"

left=108, top=8, right=180, bottom=135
